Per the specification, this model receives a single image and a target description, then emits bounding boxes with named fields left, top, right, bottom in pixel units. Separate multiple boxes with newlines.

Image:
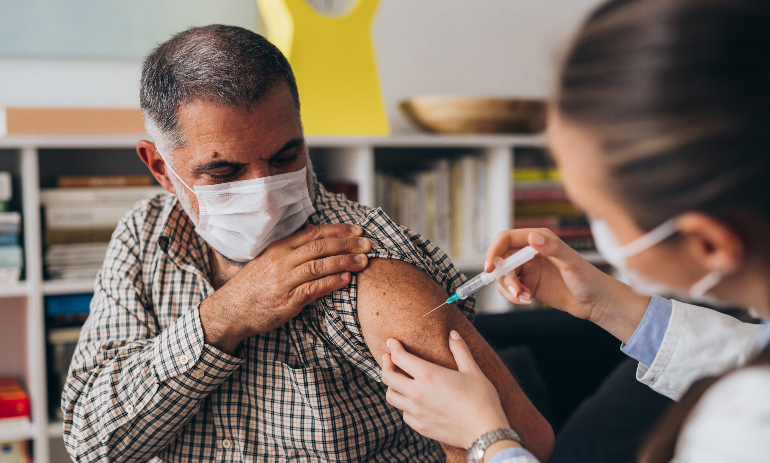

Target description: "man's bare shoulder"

left=356, top=258, right=471, bottom=364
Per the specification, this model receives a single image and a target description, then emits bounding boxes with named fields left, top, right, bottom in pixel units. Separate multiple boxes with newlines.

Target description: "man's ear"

left=137, top=140, right=176, bottom=194
left=678, top=212, right=745, bottom=274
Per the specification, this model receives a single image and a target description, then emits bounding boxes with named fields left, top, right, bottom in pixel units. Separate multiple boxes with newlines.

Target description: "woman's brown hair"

left=558, top=0, right=770, bottom=231
left=557, top=0, right=770, bottom=461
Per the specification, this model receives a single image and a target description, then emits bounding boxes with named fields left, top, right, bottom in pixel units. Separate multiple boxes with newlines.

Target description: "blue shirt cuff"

left=620, top=295, right=673, bottom=367
left=488, top=446, right=538, bottom=463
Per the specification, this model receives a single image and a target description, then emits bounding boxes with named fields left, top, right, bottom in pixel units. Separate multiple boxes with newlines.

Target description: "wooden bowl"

left=400, top=95, right=547, bottom=134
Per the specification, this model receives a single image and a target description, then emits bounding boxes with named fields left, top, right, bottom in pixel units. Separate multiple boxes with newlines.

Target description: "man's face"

left=165, top=81, right=307, bottom=221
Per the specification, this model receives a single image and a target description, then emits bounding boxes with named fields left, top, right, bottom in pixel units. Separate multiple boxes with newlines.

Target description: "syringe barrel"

left=455, top=272, right=494, bottom=299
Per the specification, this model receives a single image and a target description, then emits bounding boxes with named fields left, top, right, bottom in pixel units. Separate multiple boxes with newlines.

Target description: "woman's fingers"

left=485, top=229, right=532, bottom=272
left=448, top=331, right=482, bottom=374
left=527, top=230, right=582, bottom=270
left=386, top=338, right=431, bottom=379
left=381, top=353, right=414, bottom=392
left=499, top=274, right=532, bottom=304
left=385, top=386, right=415, bottom=414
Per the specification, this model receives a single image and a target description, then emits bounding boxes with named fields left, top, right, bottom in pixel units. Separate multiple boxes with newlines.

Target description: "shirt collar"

left=157, top=196, right=211, bottom=279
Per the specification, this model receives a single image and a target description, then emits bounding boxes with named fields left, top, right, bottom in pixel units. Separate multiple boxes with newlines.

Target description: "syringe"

left=423, top=246, right=539, bottom=317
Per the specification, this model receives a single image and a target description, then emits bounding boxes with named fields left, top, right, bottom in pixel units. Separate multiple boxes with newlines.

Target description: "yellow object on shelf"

left=258, top=0, right=390, bottom=135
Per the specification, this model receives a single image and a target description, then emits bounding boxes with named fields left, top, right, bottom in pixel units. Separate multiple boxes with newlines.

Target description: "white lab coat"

left=495, top=300, right=769, bottom=463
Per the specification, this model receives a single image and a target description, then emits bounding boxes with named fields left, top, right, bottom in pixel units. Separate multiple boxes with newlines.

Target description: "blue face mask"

left=589, top=217, right=725, bottom=301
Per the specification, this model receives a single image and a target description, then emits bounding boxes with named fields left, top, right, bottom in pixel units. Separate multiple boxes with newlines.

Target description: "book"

left=44, top=204, right=135, bottom=230
left=1, top=107, right=145, bottom=136
left=45, top=294, right=93, bottom=316
left=514, top=201, right=582, bottom=218
left=513, top=183, right=568, bottom=202
left=40, top=186, right=166, bottom=206
left=323, top=181, right=359, bottom=203
left=0, top=212, right=21, bottom=235
left=57, top=175, right=154, bottom=188
left=0, top=267, right=21, bottom=284
left=0, top=378, right=30, bottom=421
left=45, top=228, right=114, bottom=246
left=0, top=172, right=11, bottom=202
left=432, top=160, right=451, bottom=253
left=0, top=234, right=19, bottom=246
left=0, top=245, right=23, bottom=268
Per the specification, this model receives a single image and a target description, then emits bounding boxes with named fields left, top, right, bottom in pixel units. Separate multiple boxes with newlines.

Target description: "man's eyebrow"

left=268, top=138, right=304, bottom=159
left=192, top=159, right=247, bottom=173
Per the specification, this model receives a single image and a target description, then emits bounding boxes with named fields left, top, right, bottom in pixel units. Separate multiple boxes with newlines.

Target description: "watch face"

left=469, top=446, right=485, bottom=461
left=305, top=0, right=358, bottom=17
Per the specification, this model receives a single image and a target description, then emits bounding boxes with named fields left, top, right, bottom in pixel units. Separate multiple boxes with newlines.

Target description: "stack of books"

left=46, top=293, right=91, bottom=420
left=0, top=377, right=32, bottom=463
left=41, top=175, right=165, bottom=281
left=375, top=155, right=490, bottom=261
left=0, top=172, right=23, bottom=284
left=512, top=149, right=595, bottom=253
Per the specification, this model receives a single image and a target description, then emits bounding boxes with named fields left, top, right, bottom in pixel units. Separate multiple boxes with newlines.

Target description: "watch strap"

left=466, top=428, right=523, bottom=463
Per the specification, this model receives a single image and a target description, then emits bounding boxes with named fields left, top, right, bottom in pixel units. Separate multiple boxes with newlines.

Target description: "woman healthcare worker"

left=381, top=0, right=770, bottom=462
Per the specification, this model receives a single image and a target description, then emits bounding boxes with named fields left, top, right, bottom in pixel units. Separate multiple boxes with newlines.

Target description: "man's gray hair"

left=140, top=24, right=300, bottom=155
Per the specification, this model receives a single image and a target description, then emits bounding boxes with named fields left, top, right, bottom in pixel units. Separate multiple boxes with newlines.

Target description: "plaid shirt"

left=62, top=177, right=474, bottom=462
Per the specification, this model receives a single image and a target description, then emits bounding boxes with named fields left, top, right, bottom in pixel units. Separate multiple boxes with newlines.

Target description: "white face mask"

left=161, top=154, right=315, bottom=263
left=589, top=217, right=725, bottom=302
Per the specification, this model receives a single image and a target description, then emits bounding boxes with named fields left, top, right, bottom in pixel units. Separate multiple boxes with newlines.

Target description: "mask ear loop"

left=619, top=218, right=679, bottom=259
left=689, top=270, right=725, bottom=298
left=158, top=151, right=195, bottom=194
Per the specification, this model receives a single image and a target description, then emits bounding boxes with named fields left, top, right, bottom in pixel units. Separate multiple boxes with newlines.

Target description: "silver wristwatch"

left=467, top=428, right=523, bottom=463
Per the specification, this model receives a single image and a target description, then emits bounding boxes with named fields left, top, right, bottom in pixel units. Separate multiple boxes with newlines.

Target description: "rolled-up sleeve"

left=635, top=300, right=762, bottom=401
left=62, top=221, right=243, bottom=462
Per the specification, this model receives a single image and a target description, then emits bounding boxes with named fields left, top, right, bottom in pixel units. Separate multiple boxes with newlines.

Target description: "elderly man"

left=63, top=25, right=553, bottom=462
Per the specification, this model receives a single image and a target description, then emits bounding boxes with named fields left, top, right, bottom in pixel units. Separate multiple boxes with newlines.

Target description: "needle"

left=422, top=302, right=448, bottom=318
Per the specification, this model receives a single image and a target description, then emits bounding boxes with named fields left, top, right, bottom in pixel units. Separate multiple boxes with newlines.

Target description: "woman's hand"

left=382, top=331, right=519, bottom=451
left=487, top=228, right=650, bottom=343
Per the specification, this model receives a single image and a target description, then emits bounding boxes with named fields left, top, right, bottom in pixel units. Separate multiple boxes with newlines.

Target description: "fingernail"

left=508, top=285, right=518, bottom=297
left=358, top=238, right=369, bottom=249
left=530, top=232, right=546, bottom=246
left=450, top=330, right=462, bottom=340
left=484, top=260, right=490, bottom=272
left=519, top=293, right=532, bottom=303
left=355, top=254, right=365, bottom=264
left=386, top=339, right=391, bottom=349
left=351, top=225, right=362, bottom=234
left=341, top=272, right=350, bottom=281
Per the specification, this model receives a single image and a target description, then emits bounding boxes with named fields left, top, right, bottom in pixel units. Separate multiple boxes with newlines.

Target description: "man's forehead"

left=173, top=94, right=302, bottom=165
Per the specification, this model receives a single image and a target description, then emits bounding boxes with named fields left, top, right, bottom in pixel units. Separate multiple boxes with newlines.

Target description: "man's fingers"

left=290, top=272, right=351, bottom=307
left=292, top=236, right=371, bottom=265
left=285, top=223, right=364, bottom=249
left=386, top=338, right=430, bottom=379
left=291, top=253, right=368, bottom=286
left=448, top=331, right=482, bottom=374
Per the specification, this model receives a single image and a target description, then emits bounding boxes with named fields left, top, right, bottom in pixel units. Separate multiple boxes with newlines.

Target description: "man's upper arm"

left=356, top=258, right=554, bottom=462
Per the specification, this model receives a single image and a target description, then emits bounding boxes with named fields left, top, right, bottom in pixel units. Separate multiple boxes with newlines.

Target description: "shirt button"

left=192, top=368, right=205, bottom=379
left=125, top=404, right=134, bottom=414
left=222, top=439, right=232, bottom=449
left=179, top=354, right=190, bottom=365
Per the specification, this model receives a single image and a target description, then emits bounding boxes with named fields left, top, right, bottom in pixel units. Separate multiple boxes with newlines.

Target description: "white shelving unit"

left=0, top=133, right=602, bottom=462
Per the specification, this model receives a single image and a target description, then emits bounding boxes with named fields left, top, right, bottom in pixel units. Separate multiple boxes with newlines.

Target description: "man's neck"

left=208, top=247, right=245, bottom=289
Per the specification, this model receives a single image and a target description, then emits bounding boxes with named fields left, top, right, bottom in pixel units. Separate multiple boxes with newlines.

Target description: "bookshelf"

left=0, top=133, right=604, bottom=462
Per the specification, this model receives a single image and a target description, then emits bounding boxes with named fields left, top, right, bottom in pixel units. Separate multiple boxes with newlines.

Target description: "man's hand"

left=200, top=224, right=371, bottom=354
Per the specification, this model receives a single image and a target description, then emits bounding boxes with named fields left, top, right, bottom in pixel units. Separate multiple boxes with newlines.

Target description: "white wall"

left=0, top=0, right=604, bottom=133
